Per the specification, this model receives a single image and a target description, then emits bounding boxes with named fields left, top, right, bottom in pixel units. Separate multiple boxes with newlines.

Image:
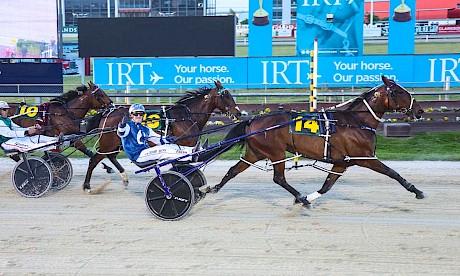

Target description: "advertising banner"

left=93, top=57, right=247, bottom=90
left=388, top=0, right=416, bottom=54
left=94, top=54, right=460, bottom=89
left=296, top=0, right=364, bottom=57
left=272, top=24, right=296, bottom=38
left=248, top=0, right=273, bottom=56
left=438, top=25, right=460, bottom=34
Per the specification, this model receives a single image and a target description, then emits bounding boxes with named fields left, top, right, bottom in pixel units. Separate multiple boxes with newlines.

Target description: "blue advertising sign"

left=296, top=0, right=364, bottom=57
left=94, top=54, right=460, bottom=89
left=94, top=57, right=247, bottom=90
left=248, top=0, right=273, bottom=57
left=318, top=55, right=416, bottom=86
left=388, top=0, right=416, bottom=54
left=247, top=57, right=310, bottom=88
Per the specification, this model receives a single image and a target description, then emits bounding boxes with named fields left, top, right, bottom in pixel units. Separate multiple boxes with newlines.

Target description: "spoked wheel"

left=42, top=152, right=73, bottom=190
left=12, top=157, right=53, bottom=198
left=145, top=171, right=195, bottom=221
left=170, top=163, right=207, bottom=202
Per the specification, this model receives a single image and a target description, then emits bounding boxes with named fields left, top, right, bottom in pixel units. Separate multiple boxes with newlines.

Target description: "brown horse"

left=7, top=81, right=114, bottom=167
left=199, top=75, right=425, bottom=208
left=82, top=80, right=241, bottom=192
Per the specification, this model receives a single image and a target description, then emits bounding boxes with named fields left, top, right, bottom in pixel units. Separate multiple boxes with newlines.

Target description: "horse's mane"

left=176, top=86, right=211, bottom=105
left=345, top=85, right=381, bottom=110
left=51, top=85, right=87, bottom=103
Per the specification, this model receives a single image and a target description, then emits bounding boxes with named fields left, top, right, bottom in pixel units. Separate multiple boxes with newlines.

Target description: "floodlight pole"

left=57, top=0, right=64, bottom=58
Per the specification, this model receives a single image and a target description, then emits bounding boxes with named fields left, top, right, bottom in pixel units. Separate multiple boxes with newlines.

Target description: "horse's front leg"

left=83, top=153, right=107, bottom=193
left=72, top=139, right=114, bottom=174
left=355, top=159, right=425, bottom=199
left=272, top=163, right=311, bottom=208
left=107, top=153, right=128, bottom=186
left=305, top=165, right=348, bottom=203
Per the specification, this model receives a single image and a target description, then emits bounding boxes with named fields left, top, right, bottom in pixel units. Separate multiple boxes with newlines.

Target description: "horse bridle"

left=384, top=81, right=415, bottom=116
left=90, top=85, right=113, bottom=109
left=215, top=88, right=237, bottom=113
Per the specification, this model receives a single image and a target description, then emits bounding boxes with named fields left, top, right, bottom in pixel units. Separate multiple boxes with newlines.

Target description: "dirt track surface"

left=0, top=158, right=459, bottom=275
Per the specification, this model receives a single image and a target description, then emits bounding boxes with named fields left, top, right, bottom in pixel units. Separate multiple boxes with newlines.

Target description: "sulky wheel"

left=145, top=171, right=195, bottom=221
left=42, top=152, right=73, bottom=190
left=170, top=163, right=207, bottom=202
left=12, top=157, right=53, bottom=198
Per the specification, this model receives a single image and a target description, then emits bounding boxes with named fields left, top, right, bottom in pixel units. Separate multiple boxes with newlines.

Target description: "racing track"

left=0, top=159, right=459, bottom=274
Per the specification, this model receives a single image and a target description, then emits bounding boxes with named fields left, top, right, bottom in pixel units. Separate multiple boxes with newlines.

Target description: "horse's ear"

left=214, top=80, right=223, bottom=89
left=381, top=75, right=391, bottom=86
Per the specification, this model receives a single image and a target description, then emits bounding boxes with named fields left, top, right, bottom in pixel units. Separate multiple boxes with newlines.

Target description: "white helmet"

left=0, top=101, right=11, bottom=109
left=129, top=103, right=145, bottom=114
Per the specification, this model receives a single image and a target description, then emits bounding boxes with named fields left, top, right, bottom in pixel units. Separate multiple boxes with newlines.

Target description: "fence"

left=1, top=83, right=459, bottom=104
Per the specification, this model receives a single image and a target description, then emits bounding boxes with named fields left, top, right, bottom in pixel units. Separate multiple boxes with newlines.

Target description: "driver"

left=0, top=101, right=66, bottom=152
left=117, top=103, right=200, bottom=163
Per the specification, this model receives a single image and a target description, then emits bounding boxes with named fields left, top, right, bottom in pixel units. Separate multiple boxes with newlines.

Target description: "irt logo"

left=428, top=58, right=460, bottom=82
left=106, top=62, right=163, bottom=85
left=261, top=60, right=310, bottom=85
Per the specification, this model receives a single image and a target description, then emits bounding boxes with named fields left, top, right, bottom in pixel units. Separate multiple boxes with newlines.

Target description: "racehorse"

left=199, top=75, right=425, bottom=208
left=7, top=81, right=114, bottom=170
left=82, top=80, right=241, bottom=193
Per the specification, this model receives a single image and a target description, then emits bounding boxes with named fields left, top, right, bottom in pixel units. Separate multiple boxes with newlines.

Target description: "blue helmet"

left=129, top=103, right=145, bottom=114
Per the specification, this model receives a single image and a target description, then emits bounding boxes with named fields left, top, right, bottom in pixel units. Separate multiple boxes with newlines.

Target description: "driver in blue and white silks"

left=117, top=103, right=197, bottom=163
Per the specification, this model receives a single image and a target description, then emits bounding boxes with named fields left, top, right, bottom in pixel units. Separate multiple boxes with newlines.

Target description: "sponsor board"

left=93, top=54, right=460, bottom=89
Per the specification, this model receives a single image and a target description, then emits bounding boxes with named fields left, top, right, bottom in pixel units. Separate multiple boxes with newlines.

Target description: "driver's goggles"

left=131, top=112, right=145, bottom=117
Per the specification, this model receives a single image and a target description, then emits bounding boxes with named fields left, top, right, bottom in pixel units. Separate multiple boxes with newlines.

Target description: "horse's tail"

left=198, top=120, right=250, bottom=162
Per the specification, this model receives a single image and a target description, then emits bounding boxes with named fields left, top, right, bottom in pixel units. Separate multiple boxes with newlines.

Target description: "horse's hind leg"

left=200, top=160, right=252, bottom=194
left=356, top=159, right=425, bottom=199
left=107, top=153, right=128, bottom=186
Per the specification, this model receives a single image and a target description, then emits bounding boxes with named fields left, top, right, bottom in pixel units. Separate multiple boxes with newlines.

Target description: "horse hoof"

left=84, top=188, right=92, bottom=194
left=303, top=203, right=313, bottom=210
left=198, top=185, right=211, bottom=194
left=416, top=192, right=425, bottom=199
left=102, top=164, right=115, bottom=174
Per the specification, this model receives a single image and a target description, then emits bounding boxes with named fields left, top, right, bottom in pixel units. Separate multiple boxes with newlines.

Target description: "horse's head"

left=86, top=81, right=113, bottom=109
left=208, top=80, right=241, bottom=120
left=381, top=75, right=423, bottom=119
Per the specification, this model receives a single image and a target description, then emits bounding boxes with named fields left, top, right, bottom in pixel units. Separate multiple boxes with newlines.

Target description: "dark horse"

left=82, top=80, right=241, bottom=192
left=199, top=76, right=425, bottom=208
left=8, top=81, right=113, bottom=164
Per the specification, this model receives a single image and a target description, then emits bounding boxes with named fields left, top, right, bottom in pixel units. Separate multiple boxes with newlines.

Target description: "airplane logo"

left=149, top=70, right=164, bottom=85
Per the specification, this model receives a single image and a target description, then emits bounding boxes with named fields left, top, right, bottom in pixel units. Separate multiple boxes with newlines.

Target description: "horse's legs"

left=303, top=165, right=348, bottom=203
left=73, top=139, right=114, bottom=174
left=355, top=159, right=425, bottom=199
left=202, top=159, right=252, bottom=194
left=82, top=153, right=107, bottom=192
left=272, top=162, right=311, bottom=207
left=106, top=153, right=128, bottom=186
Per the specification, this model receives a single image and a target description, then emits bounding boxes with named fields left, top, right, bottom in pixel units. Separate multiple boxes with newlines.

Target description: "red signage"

left=438, top=25, right=460, bottom=34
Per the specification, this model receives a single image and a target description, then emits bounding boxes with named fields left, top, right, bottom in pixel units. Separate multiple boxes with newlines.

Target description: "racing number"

left=294, top=116, right=319, bottom=134
left=19, top=105, right=39, bottom=118
left=144, top=113, right=161, bottom=129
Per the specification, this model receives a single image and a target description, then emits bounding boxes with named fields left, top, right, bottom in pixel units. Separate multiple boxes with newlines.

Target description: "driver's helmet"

left=0, top=101, right=11, bottom=109
left=129, top=103, right=145, bottom=114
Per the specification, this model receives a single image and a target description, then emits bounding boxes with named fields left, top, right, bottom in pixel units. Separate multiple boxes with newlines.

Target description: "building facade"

left=63, top=0, right=216, bottom=26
